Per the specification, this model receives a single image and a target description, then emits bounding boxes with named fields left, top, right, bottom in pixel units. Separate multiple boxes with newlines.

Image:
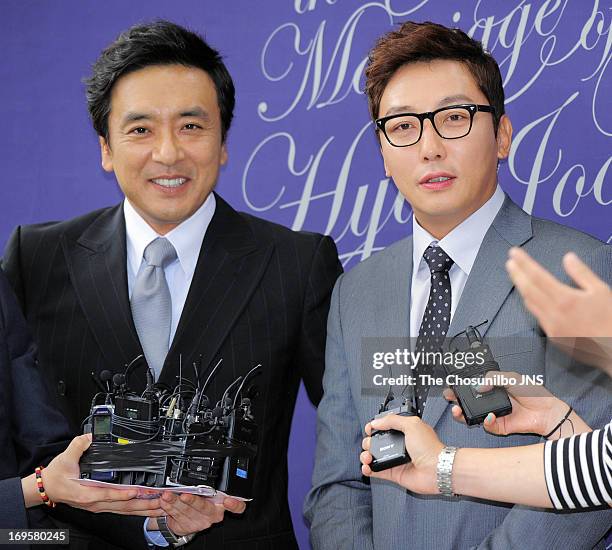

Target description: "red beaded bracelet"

left=34, top=466, right=56, bottom=508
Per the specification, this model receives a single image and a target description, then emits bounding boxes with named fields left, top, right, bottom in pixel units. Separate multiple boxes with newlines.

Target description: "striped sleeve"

left=544, top=420, right=612, bottom=510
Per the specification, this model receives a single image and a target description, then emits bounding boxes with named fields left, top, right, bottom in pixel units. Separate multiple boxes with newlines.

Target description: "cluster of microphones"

left=80, top=356, right=261, bottom=499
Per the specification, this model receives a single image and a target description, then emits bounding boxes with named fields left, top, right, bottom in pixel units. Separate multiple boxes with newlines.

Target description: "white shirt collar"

left=412, top=185, right=505, bottom=276
left=124, top=193, right=216, bottom=278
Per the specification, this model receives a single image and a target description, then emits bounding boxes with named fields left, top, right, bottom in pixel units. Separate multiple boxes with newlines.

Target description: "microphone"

left=232, top=365, right=262, bottom=408
left=466, top=326, right=482, bottom=348
left=145, top=367, right=154, bottom=391
left=100, top=370, right=113, bottom=392
left=221, top=376, right=243, bottom=410
left=113, top=373, right=126, bottom=393
left=92, top=369, right=116, bottom=394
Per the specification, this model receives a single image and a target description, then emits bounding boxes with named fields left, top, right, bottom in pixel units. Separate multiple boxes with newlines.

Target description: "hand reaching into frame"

left=505, top=247, right=612, bottom=374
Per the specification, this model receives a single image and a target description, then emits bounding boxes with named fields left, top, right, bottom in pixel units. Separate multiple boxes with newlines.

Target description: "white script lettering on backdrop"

left=243, top=0, right=611, bottom=265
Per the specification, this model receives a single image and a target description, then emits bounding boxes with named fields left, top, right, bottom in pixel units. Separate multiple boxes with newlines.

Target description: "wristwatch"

left=436, top=445, right=458, bottom=497
left=157, top=516, right=195, bottom=547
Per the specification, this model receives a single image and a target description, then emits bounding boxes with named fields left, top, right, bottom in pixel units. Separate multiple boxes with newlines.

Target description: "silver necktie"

left=130, top=237, right=177, bottom=380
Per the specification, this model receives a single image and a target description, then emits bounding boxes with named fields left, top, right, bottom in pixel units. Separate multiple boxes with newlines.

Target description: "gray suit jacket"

left=305, top=197, right=612, bottom=549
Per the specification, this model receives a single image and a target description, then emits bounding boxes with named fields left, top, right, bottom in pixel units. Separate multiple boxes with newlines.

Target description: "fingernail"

left=565, top=252, right=578, bottom=262
left=485, top=413, right=494, bottom=423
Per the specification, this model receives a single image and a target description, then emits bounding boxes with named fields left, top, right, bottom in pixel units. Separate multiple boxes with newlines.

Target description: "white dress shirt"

left=410, top=185, right=505, bottom=342
left=124, top=193, right=216, bottom=344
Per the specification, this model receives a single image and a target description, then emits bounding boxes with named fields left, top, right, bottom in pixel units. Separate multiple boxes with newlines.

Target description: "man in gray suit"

left=304, top=21, right=611, bottom=549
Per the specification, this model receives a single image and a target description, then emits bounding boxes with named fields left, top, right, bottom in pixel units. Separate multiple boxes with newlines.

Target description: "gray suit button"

left=57, top=380, right=66, bottom=397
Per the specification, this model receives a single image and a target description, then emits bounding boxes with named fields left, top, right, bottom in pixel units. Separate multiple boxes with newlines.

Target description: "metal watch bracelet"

left=157, top=516, right=195, bottom=547
left=436, top=445, right=458, bottom=497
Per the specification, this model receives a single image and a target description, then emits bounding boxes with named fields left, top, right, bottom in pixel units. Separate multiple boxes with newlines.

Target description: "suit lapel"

left=423, top=197, right=533, bottom=428
left=376, top=238, right=413, bottom=344
left=161, top=195, right=273, bottom=385
left=62, top=205, right=144, bottom=380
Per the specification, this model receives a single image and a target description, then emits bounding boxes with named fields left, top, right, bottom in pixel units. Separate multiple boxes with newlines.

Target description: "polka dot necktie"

left=414, top=245, right=454, bottom=416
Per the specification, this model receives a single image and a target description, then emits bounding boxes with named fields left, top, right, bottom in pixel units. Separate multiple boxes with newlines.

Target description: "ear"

left=220, top=142, right=228, bottom=166
left=379, top=138, right=391, bottom=177
left=496, top=115, right=513, bottom=160
left=99, top=136, right=113, bottom=173
left=383, top=154, right=391, bottom=178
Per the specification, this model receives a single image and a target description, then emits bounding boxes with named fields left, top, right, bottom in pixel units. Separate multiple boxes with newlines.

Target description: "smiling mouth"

left=151, top=177, right=187, bottom=188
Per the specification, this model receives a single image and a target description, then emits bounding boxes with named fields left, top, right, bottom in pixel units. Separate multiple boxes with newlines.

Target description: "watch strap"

left=157, top=516, right=195, bottom=547
left=436, top=445, right=458, bottom=497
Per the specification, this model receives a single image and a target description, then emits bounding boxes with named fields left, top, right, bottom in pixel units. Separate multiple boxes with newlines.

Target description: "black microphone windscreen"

left=100, top=370, right=113, bottom=382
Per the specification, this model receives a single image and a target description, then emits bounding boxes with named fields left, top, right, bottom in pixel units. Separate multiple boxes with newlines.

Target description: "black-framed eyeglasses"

left=375, top=104, right=495, bottom=147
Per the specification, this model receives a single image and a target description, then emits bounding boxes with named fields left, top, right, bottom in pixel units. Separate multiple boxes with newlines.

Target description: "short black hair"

left=85, top=20, right=235, bottom=142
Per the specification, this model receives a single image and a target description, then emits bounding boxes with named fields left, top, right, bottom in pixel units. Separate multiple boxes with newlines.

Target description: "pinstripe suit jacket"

left=2, top=193, right=342, bottom=550
left=305, top=197, right=612, bottom=550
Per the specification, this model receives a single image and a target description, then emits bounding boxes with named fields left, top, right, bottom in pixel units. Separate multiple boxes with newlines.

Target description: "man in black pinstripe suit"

left=2, top=21, right=341, bottom=550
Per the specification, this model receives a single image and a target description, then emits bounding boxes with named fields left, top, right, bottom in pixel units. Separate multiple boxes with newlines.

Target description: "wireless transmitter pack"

left=444, top=325, right=513, bottom=426
left=368, top=387, right=417, bottom=473
left=80, top=356, right=261, bottom=499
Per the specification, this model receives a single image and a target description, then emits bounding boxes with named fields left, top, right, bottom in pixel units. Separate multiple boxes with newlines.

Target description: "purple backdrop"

left=1, top=1, right=610, bottom=548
